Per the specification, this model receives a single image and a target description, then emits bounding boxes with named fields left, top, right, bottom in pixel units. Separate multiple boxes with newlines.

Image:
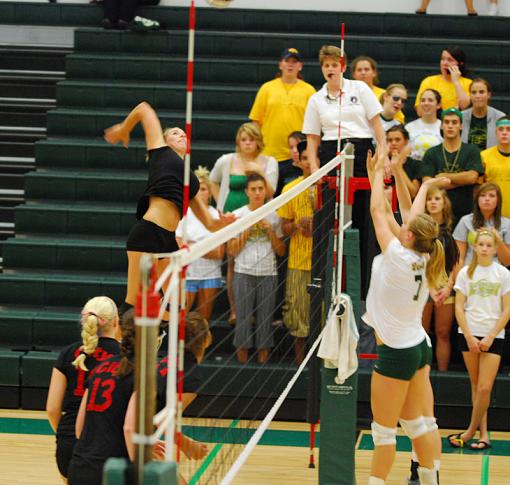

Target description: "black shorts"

left=67, top=459, right=103, bottom=485
left=126, top=219, right=179, bottom=254
left=56, top=435, right=77, bottom=478
left=458, top=334, right=504, bottom=356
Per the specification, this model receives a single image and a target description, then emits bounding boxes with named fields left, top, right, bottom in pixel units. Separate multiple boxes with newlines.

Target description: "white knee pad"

left=371, top=421, right=397, bottom=446
left=368, top=477, right=385, bottom=485
left=424, top=416, right=438, bottom=433
left=399, top=416, right=428, bottom=440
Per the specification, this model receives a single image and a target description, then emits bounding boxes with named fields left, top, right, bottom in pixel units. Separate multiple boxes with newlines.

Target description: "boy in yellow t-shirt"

left=277, top=140, right=315, bottom=363
left=481, top=115, right=510, bottom=217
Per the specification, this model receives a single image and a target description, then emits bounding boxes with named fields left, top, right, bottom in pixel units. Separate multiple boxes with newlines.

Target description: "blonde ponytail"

left=426, top=238, right=448, bottom=289
left=467, top=252, right=478, bottom=279
left=72, top=296, right=118, bottom=371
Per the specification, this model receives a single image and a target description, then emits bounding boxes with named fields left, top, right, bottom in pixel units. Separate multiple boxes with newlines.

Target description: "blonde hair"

left=185, top=311, right=212, bottom=362
left=467, top=230, right=497, bottom=279
left=409, top=214, right=447, bottom=288
left=319, top=45, right=347, bottom=65
left=235, top=122, right=264, bottom=155
left=381, top=83, right=407, bottom=103
left=72, top=296, right=118, bottom=371
left=194, top=165, right=211, bottom=190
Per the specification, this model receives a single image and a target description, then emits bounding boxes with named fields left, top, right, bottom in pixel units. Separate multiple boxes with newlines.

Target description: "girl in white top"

left=405, top=89, right=443, bottom=161
left=364, top=149, right=447, bottom=485
left=450, top=229, right=510, bottom=451
left=453, top=182, right=510, bottom=267
left=176, top=167, right=224, bottom=322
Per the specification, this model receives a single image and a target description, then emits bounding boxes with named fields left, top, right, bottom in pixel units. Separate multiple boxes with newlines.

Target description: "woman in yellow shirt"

left=415, top=47, right=472, bottom=115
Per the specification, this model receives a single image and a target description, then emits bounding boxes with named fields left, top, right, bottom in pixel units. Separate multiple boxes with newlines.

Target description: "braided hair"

left=72, top=296, right=118, bottom=371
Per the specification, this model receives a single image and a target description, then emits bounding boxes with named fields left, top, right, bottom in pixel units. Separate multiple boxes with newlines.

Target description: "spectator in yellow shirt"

left=277, top=140, right=315, bottom=363
left=481, top=115, right=510, bottom=218
left=415, top=47, right=472, bottom=115
left=249, top=48, right=316, bottom=195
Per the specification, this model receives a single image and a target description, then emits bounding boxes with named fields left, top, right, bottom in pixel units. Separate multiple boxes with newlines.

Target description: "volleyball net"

left=132, top=146, right=355, bottom=484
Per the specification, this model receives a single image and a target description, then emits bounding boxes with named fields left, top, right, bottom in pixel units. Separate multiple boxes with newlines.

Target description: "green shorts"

left=374, top=338, right=432, bottom=381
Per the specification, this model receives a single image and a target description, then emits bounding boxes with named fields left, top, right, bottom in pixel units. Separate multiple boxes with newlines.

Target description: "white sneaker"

left=488, top=3, right=498, bottom=15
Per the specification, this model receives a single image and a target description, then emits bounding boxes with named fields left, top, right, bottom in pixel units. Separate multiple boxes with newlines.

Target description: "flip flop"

left=469, top=440, right=491, bottom=451
left=447, top=432, right=465, bottom=448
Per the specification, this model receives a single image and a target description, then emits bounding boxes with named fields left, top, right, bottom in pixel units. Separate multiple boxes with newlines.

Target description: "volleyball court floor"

left=1, top=409, right=509, bottom=484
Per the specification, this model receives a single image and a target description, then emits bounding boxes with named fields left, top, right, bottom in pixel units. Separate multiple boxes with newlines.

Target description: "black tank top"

left=136, top=146, right=200, bottom=219
left=54, top=338, right=121, bottom=438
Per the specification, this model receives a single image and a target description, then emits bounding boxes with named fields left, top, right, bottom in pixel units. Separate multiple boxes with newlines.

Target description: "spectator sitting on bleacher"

left=210, top=122, right=278, bottom=326
left=249, top=48, right=315, bottom=195
left=421, top=108, right=483, bottom=222
left=386, top=125, right=421, bottom=199
left=453, top=182, right=510, bottom=267
left=481, top=115, right=510, bottom=218
left=277, top=140, right=315, bottom=364
left=101, top=0, right=138, bottom=29
left=350, top=56, right=405, bottom=125
left=176, top=167, right=224, bottom=322
left=379, top=83, right=407, bottom=132
left=415, top=47, right=472, bottom=114
left=288, top=131, right=306, bottom=169
left=405, top=89, right=443, bottom=161
left=461, top=78, right=505, bottom=152
left=46, top=296, right=121, bottom=481
left=228, top=173, right=285, bottom=364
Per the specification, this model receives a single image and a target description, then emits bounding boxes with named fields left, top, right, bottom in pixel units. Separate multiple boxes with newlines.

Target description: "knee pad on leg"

left=399, top=416, right=428, bottom=440
left=424, top=416, right=438, bottom=433
left=371, top=421, right=397, bottom=446
left=418, top=466, right=438, bottom=485
left=368, top=477, right=385, bottom=485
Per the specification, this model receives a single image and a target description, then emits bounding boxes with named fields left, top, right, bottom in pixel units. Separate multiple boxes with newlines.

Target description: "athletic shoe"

left=407, top=479, right=420, bottom=485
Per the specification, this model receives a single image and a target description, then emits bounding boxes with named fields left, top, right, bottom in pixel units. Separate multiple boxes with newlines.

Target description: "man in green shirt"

left=421, top=108, right=483, bottom=222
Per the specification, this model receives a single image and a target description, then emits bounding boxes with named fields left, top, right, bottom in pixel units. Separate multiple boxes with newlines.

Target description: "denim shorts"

left=186, top=278, right=223, bottom=293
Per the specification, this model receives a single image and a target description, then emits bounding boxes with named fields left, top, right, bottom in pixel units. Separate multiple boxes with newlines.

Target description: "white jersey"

left=454, top=262, right=510, bottom=339
left=302, top=79, right=382, bottom=140
left=363, top=238, right=428, bottom=348
left=405, top=118, right=442, bottom=161
left=175, top=207, right=222, bottom=280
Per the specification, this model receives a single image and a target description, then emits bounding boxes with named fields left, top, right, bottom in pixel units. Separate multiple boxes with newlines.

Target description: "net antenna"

left=333, top=22, right=348, bottom=306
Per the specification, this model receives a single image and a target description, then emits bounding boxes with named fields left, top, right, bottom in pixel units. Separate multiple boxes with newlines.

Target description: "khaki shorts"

left=283, top=268, right=311, bottom=338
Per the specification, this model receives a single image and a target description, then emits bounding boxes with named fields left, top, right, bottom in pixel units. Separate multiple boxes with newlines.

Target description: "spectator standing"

left=287, top=131, right=306, bottom=168
left=350, top=56, right=405, bottom=124
left=421, top=187, right=460, bottom=371
left=249, top=48, right=315, bottom=194
left=405, top=89, right=443, bottom=161
left=176, top=167, right=224, bottom=322
left=102, top=0, right=138, bottom=29
left=416, top=0, right=479, bottom=15
left=481, top=115, right=510, bottom=217
left=228, top=173, right=285, bottom=364
left=462, top=78, right=505, bottom=151
left=303, top=44, right=385, bottom=298
left=453, top=182, right=510, bottom=267
left=415, top=47, right=471, bottom=113
left=210, top=122, right=278, bottom=325
left=379, top=84, right=407, bottom=132
left=277, top=140, right=315, bottom=363
left=421, top=108, right=483, bottom=222
left=449, top=229, right=510, bottom=451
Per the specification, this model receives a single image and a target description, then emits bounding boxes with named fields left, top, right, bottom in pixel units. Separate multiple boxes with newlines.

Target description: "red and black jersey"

left=54, top=337, right=120, bottom=438
left=68, top=355, right=134, bottom=485
left=156, top=350, right=203, bottom=413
